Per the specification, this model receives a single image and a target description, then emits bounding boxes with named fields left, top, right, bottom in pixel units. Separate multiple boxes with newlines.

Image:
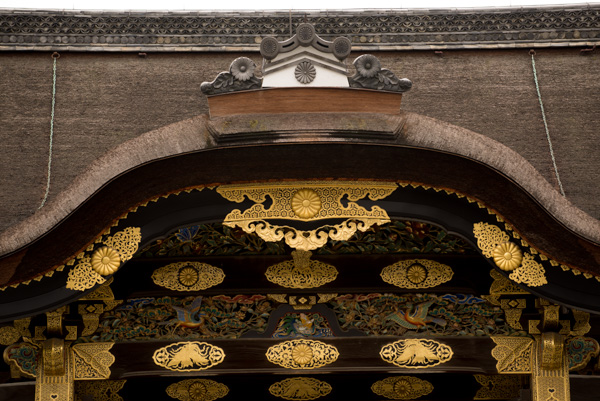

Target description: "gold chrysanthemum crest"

left=492, top=242, right=522, bottom=272
left=166, top=379, right=229, bottom=401
left=91, top=246, right=121, bottom=276
left=152, top=262, right=225, bottom=291
left=371, top=376, right=434, bottom=400
left=381, top=259, right=453, bottom=289
left=269, top=377, right=332, bottom=401
left=266, top=339, right=339, bottom=369
left=380, top=339, right=453, bottom=369
left=291, top=189, right=322, bottom=219
left=153, top=342, right=225, bottom=372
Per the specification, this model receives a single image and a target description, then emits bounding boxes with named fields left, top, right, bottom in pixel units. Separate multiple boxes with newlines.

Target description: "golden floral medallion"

left=266, top=339, right=339, bottom=369
left=152, top=262, right=225, bottom=292
left=166, top=379, right=229, bottom=401
left=91, top=246, right=121, bottom=276
left=381, top=259, right=453, bottom=289
left=291, top=189, right=322, bottom=219
left=492, top=242, right=523, bottom=271
left=407, top=264, right=427, bottom=284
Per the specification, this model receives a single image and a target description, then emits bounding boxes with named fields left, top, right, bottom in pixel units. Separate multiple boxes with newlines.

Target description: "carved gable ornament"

left=201, top=23, right=411, bottom=117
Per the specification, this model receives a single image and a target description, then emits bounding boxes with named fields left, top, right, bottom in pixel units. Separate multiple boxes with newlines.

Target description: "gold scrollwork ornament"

left=153, top=342, right=225, bottom=372
left=380, top=259, right=453, bottom=289
left=266, top=250, right=338, bottom=289
left=218, top=181, right=396, bottom=251
left=166, top=379, right=229, bottom=401
left=0, top=326, right=21, bottom=346
left=380, top=339, right=453, bottom=369
left=371, top=376, right=434, bottom=400
left=152, top=262, right=225, bottom=291
left=269, top=377, right=332, bottom=401
left=266, top=339, right=339, bottom=369
left=72, top=342, right=115, bottom=379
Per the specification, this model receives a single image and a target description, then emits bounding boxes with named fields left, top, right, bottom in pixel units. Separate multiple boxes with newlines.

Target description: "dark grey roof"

left=1, top=5, right=599, bottom=51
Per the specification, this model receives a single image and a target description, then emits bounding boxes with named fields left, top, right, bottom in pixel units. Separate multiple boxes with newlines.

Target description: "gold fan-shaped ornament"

left=291, top=189, right=322, bottom=219
left=492, top=242, right=523, bottom=271
left=91, top=247, right=121, bottom=276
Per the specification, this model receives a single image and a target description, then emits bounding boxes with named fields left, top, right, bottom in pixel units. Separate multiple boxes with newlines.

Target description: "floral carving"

left=230, top=57, right=255, bottom=81
left=266, top=339, right=339, bottom=369
left=354, top=54, right=381, bottom=78
left=295, top=61, right=316, bottom=84
left=349, top=54, right=412, bottom=93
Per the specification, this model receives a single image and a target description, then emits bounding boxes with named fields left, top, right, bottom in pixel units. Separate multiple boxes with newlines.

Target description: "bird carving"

left=386, top=300, right=447, bottom=330
left=172, top=296, right=206, bottom=329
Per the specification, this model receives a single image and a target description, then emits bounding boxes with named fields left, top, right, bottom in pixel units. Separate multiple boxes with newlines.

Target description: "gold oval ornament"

left=380, top=339, right=453, bottom=369
left=166, top=379, right=229, bottom=401
left=380, top=259, right=453, bottom=289
left=91, top=246, right=121, bottom=276
left=153, top=342, right=225, bottom=372
left=269, top=377, right=332, bottom=400
left=492, top=242, right=523, bottom=271
left=152, top=262, right=225, bottom=291
left=266, top=250, right=338, bottom=289
left=266, top=339, right=339, bottom=369
left=371, top=376, right=434, bottom=400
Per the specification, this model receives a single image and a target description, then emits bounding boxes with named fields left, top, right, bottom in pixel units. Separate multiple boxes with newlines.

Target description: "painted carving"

left=380, top=259, right=453, bottom=289
left=266, top=339, right=339, bottom=369
left=371, top=376, right=433, bottom=399
left=153, top=342, right=225, bottom=372
left=380, top=339, right=453, bottom=368
left=567, top=336, right=599, bottom=371
left=3, top=342, right=39, bottom=378
left=152, top=262, right=225, bottom=291
left=272, top=313, right=334, bottom=338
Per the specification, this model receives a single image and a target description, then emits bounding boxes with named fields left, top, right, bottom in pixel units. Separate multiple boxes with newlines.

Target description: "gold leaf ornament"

left=91, top=246, right=121, bottom=276
left=380, top=339, right=453, bottom=369
left=0, top=326, right=21, bottom=346
left=291, top=189, right=322, bottom=219
left=266, top=250, right=338, bottom=289
left=152, top=262, right=225, bottom=291
left=269, top=377, right=332, bottom=401
left=166, top=379, right=229, bottom=401
left=473, top=223, right=510, bottom=258
left=492, top=242, right=522, bottom=271
left=153, top=342, right=225, bottom=372
left=381, top=259, right=453, bottom=289
left=266, top=339, right=339, bottom=369
left=371, top=376, right=434, bottom=400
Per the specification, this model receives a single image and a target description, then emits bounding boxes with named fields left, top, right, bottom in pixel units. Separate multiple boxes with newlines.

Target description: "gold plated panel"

left=269, top=377, right=332, bottom=400
left=152, top=262, right=225, bottom=291
left=36, top=340, right=74, bottom=401
left=72, top=343, right=115, bottom=380
left=490, top=336, right=533, bottom=374
left=166, top=379, right=229, bottom=401
left=218, top=181, right=396, bottom=251
left=474, top=375, right=521, bottom=400
left=380, top=259, right=453, bottom=289
left=153, top=342, right=225, bottom=372
left=379, top=339, right=453, bottom=369
left=266, top=339, right=339, bottom=369
left=371, top=376, right=433, bottom=399
left=266, top=250, right=338, bottom=289
left=532, top=337, right=570, bottom=401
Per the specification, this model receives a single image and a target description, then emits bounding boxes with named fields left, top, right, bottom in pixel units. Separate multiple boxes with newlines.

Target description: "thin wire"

left=39, top=54, right=57, bottom=209
left=531, top=52, right=565, bottom=197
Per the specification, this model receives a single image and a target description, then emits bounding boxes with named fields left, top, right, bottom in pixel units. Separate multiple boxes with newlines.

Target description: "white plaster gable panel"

left=263, top=47, right=349, bottom=88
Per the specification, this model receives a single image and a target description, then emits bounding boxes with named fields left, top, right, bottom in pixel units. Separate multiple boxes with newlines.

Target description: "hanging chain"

left=531, top=51, right=565, bottom=197
left=39, top=52, right=59, bottom=209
